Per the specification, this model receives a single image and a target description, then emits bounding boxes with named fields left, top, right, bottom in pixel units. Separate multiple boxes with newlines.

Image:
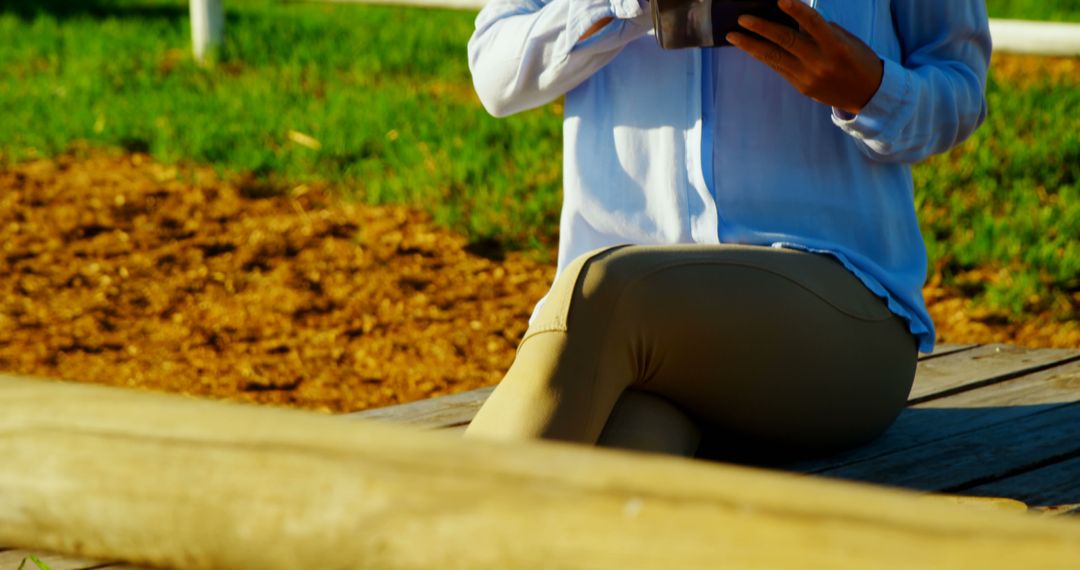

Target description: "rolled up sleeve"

left=468, top=0, right=653, bottom=117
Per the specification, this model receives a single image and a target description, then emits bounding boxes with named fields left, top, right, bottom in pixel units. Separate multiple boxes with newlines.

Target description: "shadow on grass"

left=465, top=236, right=507, bottom=262
left=0, top=0, right=188, bottom=21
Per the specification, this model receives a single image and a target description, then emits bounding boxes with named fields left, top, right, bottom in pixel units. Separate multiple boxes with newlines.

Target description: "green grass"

left=1, top=0, right=1078, bottom=320
left=0, top=0, right=562, bottom=251
left=916, top=67, right=1080, bottom=317
left=17, top=554, right=54, bottom=570
left=987, top=0, right=1080, bottom=21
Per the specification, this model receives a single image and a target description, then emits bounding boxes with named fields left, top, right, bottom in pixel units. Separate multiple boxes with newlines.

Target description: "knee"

left=574, top=246, right=658, bottom=309
left=529, top=245, right=674, bottom=370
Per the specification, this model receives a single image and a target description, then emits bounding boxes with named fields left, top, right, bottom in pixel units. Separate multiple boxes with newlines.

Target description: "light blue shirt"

left=467, top=0, right=992, bottom=353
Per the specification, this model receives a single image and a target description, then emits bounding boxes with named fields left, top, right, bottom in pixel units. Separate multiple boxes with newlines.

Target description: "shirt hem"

left=769, top=241, right=935, bottom=353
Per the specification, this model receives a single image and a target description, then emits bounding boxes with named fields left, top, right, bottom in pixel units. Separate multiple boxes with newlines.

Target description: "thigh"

left=601, top=244, right=918, bottom=450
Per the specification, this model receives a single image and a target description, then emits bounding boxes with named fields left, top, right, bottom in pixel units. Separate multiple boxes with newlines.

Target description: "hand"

left=726, top=0, right=884, bottom=115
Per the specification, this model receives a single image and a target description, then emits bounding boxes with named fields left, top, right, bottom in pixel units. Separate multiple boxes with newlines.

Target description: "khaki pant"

left=465, top=244, right=919, bottom=457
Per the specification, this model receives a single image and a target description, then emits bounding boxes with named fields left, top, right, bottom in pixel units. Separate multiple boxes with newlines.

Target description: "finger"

left=726, top=31, right=801, bottom=76
left=777, top=0, right=835, bottom=46
left=737, top=14, right=816, bottom=61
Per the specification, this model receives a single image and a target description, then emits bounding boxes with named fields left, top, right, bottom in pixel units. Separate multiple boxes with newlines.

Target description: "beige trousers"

left=464, top=244, right=919, bottom=457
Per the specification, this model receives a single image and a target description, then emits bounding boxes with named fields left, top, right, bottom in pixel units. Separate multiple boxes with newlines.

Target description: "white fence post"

left=190, top=0, right=225, bottom=62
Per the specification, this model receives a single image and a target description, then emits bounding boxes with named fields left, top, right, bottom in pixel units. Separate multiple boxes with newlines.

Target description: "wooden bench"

left=2, top=342, right=1078, bottom=569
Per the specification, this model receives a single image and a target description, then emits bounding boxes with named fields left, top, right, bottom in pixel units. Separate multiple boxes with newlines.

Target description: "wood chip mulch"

left=1, top=151, right=1076, bottom=412
left=0, top=151, right=552, bottom=412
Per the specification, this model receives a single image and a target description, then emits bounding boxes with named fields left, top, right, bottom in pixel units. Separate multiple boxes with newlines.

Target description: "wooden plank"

left=919, top=357, right=1080, bottom=408
left=918, top=342, right=979, bottom=360
left=962, top=455, right=1080, bottom=508
left=0, top=549, right=111, bottom=569
left=347, top=386, right=494, bottom=428
left=813, top=402, right=1080, bottom=491
left=776, top=359, right=1080, bottom=476
left=908, top=343, right=1080, bottom=403
left=3, top=374, right=1080, bottom=569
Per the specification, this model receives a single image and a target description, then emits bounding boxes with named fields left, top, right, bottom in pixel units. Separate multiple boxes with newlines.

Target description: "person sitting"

left=462, top=0, right=991, bottom=458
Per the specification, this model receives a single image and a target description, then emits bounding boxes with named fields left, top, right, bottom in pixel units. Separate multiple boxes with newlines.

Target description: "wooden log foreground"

left=1, top=375, right=1079, bottom=570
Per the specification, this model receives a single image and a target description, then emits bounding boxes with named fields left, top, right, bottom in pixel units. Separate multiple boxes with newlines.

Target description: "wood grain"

left=347, top=386, right=494, bottom=428
left=909, top=344, right=1080, bottom=403
left=3, top=374, right=1080, bottom=570
left=917, top=343, right=979, bottom=360
left=816, top=402, right=1080, bottom=490
left=963, top=455, right=1080, bottom=507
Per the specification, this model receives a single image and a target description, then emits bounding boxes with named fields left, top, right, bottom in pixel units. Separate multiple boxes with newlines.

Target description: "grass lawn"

left=0, top=0, right=1078, bottom=322
left=988, top=0, right=1080, bottom=21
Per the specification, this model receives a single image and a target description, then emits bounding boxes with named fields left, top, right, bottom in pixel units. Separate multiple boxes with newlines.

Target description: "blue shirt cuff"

left=831, top=57, right=913, bottom=144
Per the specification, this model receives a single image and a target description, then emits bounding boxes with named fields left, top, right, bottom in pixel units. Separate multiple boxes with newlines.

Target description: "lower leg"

left=464, top=331, right=630, bottom=444
left=597, top=389, right=701, bottom=457
left=465, top=346, right=700, bottom=458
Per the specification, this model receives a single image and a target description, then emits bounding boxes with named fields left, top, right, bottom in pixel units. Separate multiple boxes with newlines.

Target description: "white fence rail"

left=322, top=0, right=488, bottom=9
left=190, top=2, right=1080, bottom=60
left=989, top=19, right=1080, bottom=56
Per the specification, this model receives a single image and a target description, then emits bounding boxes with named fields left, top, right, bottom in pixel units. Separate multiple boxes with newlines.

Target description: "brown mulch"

left=991, top=53, right=1080, bottom=87
left=0, top=151, right=552, bottom=412
left=1, top=151, right=1077, bottom=413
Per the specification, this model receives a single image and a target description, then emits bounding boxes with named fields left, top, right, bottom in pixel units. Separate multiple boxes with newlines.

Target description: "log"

left=1, top=374, right=1079, bottom=570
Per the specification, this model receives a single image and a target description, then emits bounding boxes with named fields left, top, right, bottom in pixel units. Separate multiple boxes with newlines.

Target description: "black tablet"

left=652, top=0, right=800, bottom=50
